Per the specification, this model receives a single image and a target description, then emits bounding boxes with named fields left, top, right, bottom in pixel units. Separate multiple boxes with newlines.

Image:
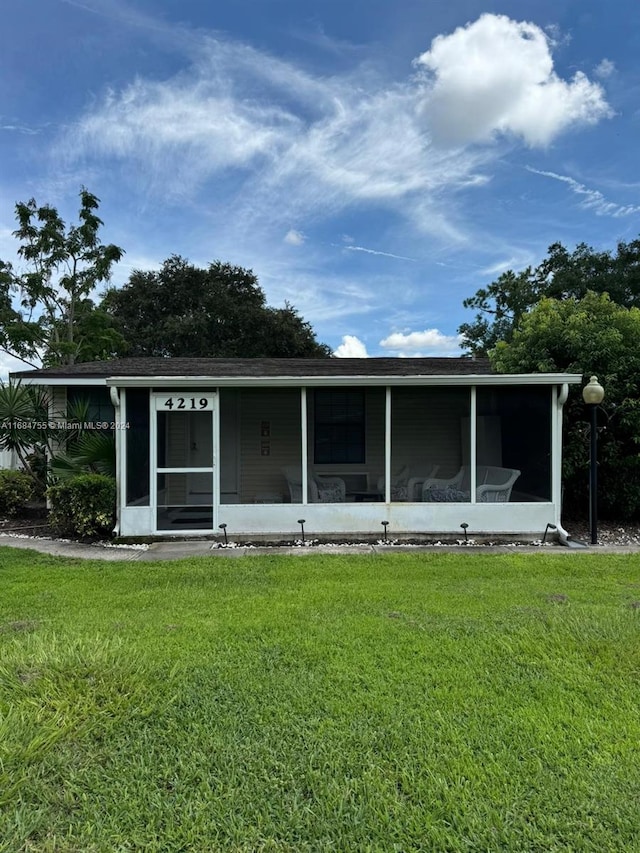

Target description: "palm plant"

left=0, top=380, right=115, bottom=488
left=50, top=430, right=115, bottom=480
left=0, top=381, right=50, bottom=488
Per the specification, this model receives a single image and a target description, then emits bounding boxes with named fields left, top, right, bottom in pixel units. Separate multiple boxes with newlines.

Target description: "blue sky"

left=1, top=0, right=639, bottom=370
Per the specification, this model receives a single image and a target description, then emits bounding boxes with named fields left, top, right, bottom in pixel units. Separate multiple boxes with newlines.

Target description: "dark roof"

left=13, top=356, right=494, bottom=380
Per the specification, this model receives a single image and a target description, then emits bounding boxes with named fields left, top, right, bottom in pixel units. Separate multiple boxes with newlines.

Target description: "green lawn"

left=1, top=547, right=639, bottom=852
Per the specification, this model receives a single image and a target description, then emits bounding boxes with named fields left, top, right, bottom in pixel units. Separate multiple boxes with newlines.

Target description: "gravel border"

left=2, top=516, right=640, bottom=552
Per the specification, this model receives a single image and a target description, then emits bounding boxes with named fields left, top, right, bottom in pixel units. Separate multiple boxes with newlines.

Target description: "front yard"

left=1, top=549, right=639, bottom=851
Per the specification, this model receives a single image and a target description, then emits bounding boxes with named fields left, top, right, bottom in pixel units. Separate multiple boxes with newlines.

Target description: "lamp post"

left=582, top=376, right=605, bottom=545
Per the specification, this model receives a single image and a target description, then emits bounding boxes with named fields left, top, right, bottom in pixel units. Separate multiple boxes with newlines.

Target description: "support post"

left=582, top=376, right=604, bottom=546
left=589, top=403, right=598, bottom=545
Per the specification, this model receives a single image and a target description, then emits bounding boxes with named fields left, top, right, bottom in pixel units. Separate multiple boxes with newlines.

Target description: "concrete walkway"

left=2, top=532, right=639, bottom=560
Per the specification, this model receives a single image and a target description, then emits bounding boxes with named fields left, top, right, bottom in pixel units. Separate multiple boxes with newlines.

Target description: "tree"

left=100, top=255, right=332, bottom=358
left=459, top=237, right=640, bottom=355
left=491, top=292, right=640, bottom=520
left=0, top=188, right=124, bottom=367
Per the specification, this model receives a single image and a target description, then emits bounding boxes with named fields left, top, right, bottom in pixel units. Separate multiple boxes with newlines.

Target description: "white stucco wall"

left=119, top=500, right=558, bottom=539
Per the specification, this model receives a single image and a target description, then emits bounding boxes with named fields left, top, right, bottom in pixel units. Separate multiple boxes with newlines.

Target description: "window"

left=125, top=389, right=150, bottom=506
left=314, top=390, right=365, bottom=464
left=67, top=386, right=114, bottom=426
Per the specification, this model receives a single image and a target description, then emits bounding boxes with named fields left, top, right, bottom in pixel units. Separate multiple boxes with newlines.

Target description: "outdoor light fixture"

left=582, top=376, right=605, bottom=545
left=297, top=519, right=306, bottom=543
left=460, top=522, right=469, bottom=542
left=381, top=520, right=389, bottom=542
left=218, top=523, right=228, bottom=545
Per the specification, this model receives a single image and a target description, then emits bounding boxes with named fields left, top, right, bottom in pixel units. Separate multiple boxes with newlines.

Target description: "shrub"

left=47, top=474, right=116, bottom=539
left=0, top=469, right=34, bottom=517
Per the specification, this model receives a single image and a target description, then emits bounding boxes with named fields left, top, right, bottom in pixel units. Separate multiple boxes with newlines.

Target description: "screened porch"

left=115, top=381, right=556, bottom=535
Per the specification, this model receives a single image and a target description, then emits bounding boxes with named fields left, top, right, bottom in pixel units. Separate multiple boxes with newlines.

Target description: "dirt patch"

left=0, top=619, right=40, bottom=633
left=545, top=593, right=569, bottom=604
left=0, top=513, right=103, bottom=544
left=0, top=505, right=57, bottom=539
left=563, top=518, right=640, bottom=546
left=17, top=669, right=40, bottom=684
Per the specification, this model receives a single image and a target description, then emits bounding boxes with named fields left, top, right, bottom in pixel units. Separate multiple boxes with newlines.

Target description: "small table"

left=352, top=491, right=385, bottom=502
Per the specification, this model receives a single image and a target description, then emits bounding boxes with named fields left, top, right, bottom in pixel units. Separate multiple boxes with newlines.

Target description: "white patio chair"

left=422, top=466, right=468, bottom=500
left=377, top=464, right=440, bottom=501
left=475, top=466, right=521, bottom=503
left=422, top=466, right=520, bottom=503
left=282, top=467, right=346, bottom=503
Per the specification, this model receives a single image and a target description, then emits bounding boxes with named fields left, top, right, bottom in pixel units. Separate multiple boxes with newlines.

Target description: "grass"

left=1, top=548, right=639, bottom=852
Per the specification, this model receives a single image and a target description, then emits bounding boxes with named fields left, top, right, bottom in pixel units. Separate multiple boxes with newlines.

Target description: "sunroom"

left=15, top=357, right=582, bottom=539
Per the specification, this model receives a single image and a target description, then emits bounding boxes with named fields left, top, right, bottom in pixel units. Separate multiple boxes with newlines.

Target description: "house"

left=13, top=357, right=582, bottom=539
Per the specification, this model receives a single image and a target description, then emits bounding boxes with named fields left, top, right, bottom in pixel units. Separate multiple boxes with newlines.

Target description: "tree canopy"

left=492, top=292, right=640, bottom=520
left=0, top=189, right=124, bottom=367
left=459, top=236, right=640, bottom=520
left=459, top=238, right=640, bottom=356
left=101, top=255, right=332, bottom=358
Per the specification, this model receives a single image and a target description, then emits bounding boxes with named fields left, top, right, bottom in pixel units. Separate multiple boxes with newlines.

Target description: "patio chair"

left=282, top=467, right=346, bottom=503
left=422, top=465, right=520, bottom=503
left=475, top=466, right=521, bottom=503
left=376, top=464, right=440, bottom=501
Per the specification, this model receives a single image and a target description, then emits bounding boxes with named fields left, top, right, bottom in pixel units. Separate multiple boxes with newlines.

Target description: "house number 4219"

left=161, top=397, right=212, bottom=410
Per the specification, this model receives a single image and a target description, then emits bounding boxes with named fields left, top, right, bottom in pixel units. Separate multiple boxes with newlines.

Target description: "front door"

left=153, top=392, right=216, bottom=532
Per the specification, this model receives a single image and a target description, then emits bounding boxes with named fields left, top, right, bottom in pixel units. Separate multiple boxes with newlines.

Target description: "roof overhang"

left=16, top=377, right=111, bottom=386
left=19, top=372, right=585, bottom=388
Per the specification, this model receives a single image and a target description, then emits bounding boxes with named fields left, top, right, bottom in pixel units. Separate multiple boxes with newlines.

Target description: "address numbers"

left=156, top=396, right=214, bottom=411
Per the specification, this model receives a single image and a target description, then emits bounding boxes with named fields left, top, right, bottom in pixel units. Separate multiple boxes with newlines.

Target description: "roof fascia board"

left=16, top=377, right=109, bottom=386
left=16, top=373, right=583, bottom=388
left=93, top=373, right=584, bottom=388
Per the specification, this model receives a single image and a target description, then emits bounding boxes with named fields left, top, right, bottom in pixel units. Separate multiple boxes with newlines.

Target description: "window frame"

left=313, top=389, right=366, bottom=465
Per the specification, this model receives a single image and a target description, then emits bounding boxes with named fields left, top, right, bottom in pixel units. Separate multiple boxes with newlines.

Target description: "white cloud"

left=0, top=122, right=39, bottom=136
left=334, top=335, right=369, bottom=357
left=66, top=76, right=299, bottom=196
left=0, top=352, right=39, bottom=380
left=251, top=253, right=381, bottom=324
left=105, top=252, right=166, bottom=290
left=415, top=13, right=612, bottom=147
left=526, top=167, right=640, bottom=217
left=0, top=225, right=17, bottom=258
left=594, top=59, right=616, bottom=79
left=478, top=259, right=517, bottom=277
left=284, top=229, right=305, bottom=246
left=380, top=329, right=463, bottom=356
left=343, top=244, right=415, bottom=262
left=478, top=249, right=537, bottom=277
left=57, top=22, right=491, bottom=238
left=57, top=12, right=613, bottom=250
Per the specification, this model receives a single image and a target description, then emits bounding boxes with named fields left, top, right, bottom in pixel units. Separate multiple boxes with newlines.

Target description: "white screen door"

left=152, top=393, right=216, bottom=532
